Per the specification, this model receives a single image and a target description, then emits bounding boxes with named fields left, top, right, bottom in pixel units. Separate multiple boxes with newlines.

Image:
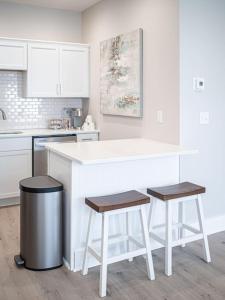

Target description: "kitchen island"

left=46, top=138, right=196, bottom=272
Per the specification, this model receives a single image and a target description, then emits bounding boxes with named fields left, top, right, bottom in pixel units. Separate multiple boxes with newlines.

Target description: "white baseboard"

left=63, top=257, right=72, bottom=270
left=205, top=214, right=225, bottom=235
left=0, top=197, right=20, bottom=207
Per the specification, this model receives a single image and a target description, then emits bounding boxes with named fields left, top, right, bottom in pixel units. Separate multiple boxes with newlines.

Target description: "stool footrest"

left=153, top=222, right=182, bottom=230
left=108, top=248, right=147, bottom=265
left=88, top=246, right=101, bottom=263
left=150, top=229, right=204, bottom=247
left=183, top=224, right=201, bottom=234
left=87, top=234, right=146, bottom=265
left=129, top=236, right=144, bottom=249
left=152, top=223, right=200, bottom=233
left=92, top=234, right=145, bottom=248
left=92, top=234, right=129, bottom=246
left=150, top=232, right=165, bottom=246
left=172, top=234, right=203, bottom=247
left=92, top=234, right=136, bottom=247
left=87, top=245, right=147, bottom=266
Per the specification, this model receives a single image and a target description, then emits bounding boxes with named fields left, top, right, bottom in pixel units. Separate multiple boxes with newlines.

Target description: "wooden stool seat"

left=147, top=182, right=205, bottom=201
left=85, top=190, right=150, bottom=213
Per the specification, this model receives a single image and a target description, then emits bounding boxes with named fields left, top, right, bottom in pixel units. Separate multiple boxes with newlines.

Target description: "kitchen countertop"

left=0, top=128, right=100, bottom=139
left=46, top=138, right=197, bottom=165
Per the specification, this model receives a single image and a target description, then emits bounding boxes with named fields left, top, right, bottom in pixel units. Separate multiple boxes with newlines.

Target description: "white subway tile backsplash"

left=0, top=71, right=82, bottom=129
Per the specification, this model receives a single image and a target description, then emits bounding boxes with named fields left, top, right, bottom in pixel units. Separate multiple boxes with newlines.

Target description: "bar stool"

left=147, top=182, right=211, bottom=276
left=82, top=190, right=155, bottom=297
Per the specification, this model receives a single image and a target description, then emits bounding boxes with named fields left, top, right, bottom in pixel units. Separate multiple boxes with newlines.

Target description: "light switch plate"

left=200, top=112, right=209, bottom=124
left=157, top=110, right=163, bottom=123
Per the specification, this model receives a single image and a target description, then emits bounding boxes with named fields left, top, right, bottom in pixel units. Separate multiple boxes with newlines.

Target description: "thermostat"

left=193, top=77, right=205, bottom=92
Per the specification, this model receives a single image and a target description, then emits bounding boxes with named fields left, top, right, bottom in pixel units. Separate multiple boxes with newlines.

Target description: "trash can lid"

left=19, top=176, right=63, bottom=193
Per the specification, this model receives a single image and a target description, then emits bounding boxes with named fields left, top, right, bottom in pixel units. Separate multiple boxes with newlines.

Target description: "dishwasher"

left=32, top=135, right=77, bottom=176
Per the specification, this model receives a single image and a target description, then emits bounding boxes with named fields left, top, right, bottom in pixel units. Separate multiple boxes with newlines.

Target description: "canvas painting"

left=100, top=29, right=143, bottom=117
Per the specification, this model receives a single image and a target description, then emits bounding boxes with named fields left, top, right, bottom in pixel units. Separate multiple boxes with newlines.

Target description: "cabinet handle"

left=60, top=84, right=62, bottom=96
left=56, top=84, right=59, bottom=96
left=81, top=138, right=94, bottom=141
left=56, top=84, right=62, bottom=96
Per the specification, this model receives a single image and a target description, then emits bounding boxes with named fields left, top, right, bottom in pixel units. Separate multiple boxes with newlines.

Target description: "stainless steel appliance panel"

left=33, top=135, right=76, bottom=176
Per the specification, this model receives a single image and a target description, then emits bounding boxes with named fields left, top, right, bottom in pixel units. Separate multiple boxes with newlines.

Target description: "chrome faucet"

left=0, top=108, right=7, bottom=120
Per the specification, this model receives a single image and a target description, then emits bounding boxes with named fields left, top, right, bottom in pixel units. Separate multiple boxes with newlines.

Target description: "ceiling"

left=1, top=0, right=102, bottom=12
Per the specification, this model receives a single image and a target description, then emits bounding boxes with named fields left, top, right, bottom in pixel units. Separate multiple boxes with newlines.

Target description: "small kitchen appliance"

left=71, top=108, right=83, bottom=129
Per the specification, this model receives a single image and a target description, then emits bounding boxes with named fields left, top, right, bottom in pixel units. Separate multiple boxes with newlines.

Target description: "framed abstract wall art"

left=100, top=28, right=143, bottom=117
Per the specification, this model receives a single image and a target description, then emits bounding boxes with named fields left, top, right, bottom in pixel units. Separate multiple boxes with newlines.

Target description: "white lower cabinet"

left=0, top=138, right=32, bottom=200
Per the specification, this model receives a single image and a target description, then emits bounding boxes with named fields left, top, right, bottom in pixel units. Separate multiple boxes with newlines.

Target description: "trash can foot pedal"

left=14, top=255, right=24, bottom=268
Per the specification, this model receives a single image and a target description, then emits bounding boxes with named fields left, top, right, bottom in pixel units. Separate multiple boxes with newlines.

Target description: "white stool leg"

left=165, top=201, right=173, bottom=276
left=140, top=205, right=155, bottom=280
left=196, top=195, right=211, bottom=263
left=82, top=209, right=94, bottom=276
left=148, top=198, right=156, bottom=232
left=100, top=213, right=109, bottom=298
left=178, top=201, right=185, bottom=247
left=126, top=212, right=133, bottom=262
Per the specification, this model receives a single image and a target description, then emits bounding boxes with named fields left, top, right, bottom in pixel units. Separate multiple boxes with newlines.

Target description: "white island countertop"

left=46, top=138, right=196, bottom=165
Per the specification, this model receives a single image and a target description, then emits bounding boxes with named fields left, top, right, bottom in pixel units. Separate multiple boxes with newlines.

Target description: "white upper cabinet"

left=0, top=38, right=89, bottom=98
left=26, top=43, right=59, bottom=98
left=0, top=39, right=27, bottom=70
left=26, top=42, right=89, bottom=98
left=60, top=46, right=89, bottom=98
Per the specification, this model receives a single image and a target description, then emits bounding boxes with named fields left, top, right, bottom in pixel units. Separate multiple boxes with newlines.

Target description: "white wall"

left=0, top=1, right=83, bottom=131
left=82, top=0, right=180, bottom=143
left=0, top=1, right=81, bottom=42
left=180, top=0, right=225, bottom=224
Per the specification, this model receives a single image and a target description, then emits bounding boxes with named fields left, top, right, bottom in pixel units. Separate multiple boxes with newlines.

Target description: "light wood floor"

left=1, top=205, right=225, bottom=300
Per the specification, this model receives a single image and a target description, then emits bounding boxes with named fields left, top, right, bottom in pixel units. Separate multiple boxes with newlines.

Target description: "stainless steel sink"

left=0, top=130, right=23, bottom=135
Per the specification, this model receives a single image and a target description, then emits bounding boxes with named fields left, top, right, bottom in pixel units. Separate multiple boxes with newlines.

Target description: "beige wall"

left=0, top=1, right=81, bottom=42
left=82, top=0, right=180, bottom=143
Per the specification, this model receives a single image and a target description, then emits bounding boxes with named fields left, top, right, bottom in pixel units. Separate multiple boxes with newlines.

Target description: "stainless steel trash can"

left=15, top=176, right=63, bottom=270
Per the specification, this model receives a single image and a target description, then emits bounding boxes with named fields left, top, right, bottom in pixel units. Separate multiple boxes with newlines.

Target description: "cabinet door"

left=0, top=40, right=27, bottom=70
left=26, top=43, right=60, bottom=97
left=0, top=150, right=32, bottom=200
left=60, top=46, right=89, bottom=98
